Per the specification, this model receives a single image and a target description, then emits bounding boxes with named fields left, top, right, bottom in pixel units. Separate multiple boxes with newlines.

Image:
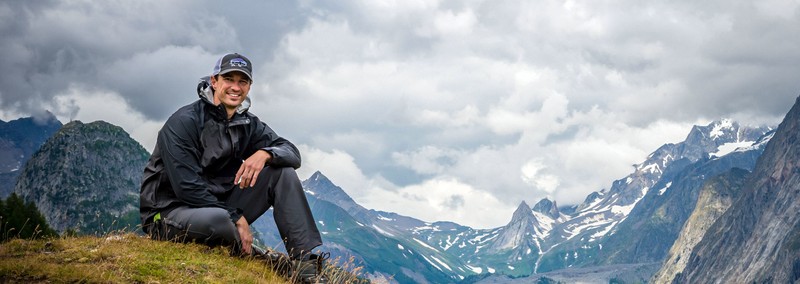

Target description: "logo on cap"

left=229, top=58, right=248, bottom=67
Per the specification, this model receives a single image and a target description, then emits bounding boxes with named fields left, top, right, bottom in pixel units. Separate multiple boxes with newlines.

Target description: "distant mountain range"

left=7, top=97, right=800, bottom=283
left=252, top=119, right=775, bottom=283
left=0, top=113, right=62, bottom=198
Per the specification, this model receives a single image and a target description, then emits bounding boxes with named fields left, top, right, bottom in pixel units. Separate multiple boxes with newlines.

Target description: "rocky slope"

left=674, top=96, right=800, bottom=283
left=0, top=113, right=62, bottom=197
left=13, top=120, right=149, bottom=234
left=649, top=167, right=749, bottom=283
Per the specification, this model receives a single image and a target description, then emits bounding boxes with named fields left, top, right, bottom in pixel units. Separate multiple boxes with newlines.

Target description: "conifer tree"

left=1, top=193, right=57, bottom=242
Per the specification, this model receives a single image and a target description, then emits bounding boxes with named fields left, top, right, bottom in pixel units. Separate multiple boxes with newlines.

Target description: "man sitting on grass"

left=139, top=53, right=326, bottom=283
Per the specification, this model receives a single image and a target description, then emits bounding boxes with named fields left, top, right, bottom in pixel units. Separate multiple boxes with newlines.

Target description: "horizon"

left=1, top=1, right=798, bottom=228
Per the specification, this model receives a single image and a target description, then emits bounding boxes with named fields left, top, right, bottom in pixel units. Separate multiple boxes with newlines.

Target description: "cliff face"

left=13, top=120, right=149, bottom=234
left=675, top=96, right=800, bottom=283
left=650, top=167, right=749, bottom=283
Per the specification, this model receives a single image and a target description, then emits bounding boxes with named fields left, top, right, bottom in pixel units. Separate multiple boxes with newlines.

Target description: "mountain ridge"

left=674, top=96, right=800, bottom=283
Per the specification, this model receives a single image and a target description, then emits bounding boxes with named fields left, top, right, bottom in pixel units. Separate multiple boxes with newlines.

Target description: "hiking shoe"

left=251, top=245, right=291, bottom=275
left=251, top=245, right=284, bottom=262
left=291, top=252, right=330, bottom=284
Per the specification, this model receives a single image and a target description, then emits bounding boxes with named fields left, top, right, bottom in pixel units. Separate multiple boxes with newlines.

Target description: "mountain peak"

left=685, top=119, right=750, bottom=146
left=301, top=171, right=365, bottom=214
left=13, top=119, right=148, bottom=233
left=305, top=171, right=340, bottom=193
left=310, top=170, right=330, bottom=183
left=532, top=198, right=560, bottom=219
left=510, top=201, right=534, bottom=223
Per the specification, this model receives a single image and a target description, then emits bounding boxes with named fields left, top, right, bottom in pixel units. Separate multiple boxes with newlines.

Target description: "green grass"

left=0, top=233, right=287, bottom=283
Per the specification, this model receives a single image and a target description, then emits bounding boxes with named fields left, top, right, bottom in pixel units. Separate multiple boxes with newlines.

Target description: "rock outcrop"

left=675, top=96, right=800, bottom=283
left=650, top=167, right=749, bottom=283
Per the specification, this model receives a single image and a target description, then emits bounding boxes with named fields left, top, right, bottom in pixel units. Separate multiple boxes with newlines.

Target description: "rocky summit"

left=13, top=120, right=149, bottom=234
left=674, top=96, right=800, bottom=283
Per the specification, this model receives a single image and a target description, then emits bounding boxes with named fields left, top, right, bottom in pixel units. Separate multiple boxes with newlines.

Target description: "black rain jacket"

left=139, top=77, right=301, bottom=233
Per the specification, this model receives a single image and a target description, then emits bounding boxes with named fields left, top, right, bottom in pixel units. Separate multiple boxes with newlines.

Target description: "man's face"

left=211, top=71, right=251, bottom=111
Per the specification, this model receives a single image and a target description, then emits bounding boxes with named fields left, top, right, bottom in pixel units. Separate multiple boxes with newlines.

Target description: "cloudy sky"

left=1, top=0, right=799, bottom=228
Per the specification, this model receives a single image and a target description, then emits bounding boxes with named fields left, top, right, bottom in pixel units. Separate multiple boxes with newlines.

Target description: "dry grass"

left=0, top=233, right=287, bottom=283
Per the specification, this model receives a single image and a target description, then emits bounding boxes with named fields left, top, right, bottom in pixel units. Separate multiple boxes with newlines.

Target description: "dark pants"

left=155, top=166, right=322, bottom=259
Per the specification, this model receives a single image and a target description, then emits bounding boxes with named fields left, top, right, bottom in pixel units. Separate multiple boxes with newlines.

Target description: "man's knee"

left=198, top=210, right=237, bottom=243
left=263, top=166, right=299, bottom=180
left=167, top=207, right=237, bottom=245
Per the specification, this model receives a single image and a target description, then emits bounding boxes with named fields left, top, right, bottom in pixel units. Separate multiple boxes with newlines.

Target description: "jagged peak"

left=509, top=201, right=535, bottom=223
left=685, top=119, right=745, bottom=144
left=532, top=198, right=560, bottom=218
left=516, top=200, right=531, bottom=212
left=310, top=171, right=330, bottom=183
left=304, top=171, right=338, bottom=190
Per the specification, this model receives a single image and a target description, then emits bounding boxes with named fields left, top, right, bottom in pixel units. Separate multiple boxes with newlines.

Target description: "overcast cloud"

left=2, top=0, right=799, bottom=228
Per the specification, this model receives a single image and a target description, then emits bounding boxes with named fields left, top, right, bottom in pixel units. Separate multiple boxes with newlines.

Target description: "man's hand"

left=236, top=216, right=253, bottom=255
left=235, top=150, right=271, bottom=189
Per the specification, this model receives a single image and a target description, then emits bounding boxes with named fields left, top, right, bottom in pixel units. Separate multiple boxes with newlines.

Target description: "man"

left=140, top=53, right=325, bottom=283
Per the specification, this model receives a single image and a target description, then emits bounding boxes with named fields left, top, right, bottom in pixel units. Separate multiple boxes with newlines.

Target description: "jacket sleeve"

left=251, top=119, right=301, bottom=169
left=159, top=111, right=242, bottom=221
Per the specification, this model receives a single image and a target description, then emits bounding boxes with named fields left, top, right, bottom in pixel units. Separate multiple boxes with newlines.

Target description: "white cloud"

left=362, top=177, right=514, bottom=229
left=42, top=86, right=162, bottom=153
left=521, top=159, right=559, bottom=194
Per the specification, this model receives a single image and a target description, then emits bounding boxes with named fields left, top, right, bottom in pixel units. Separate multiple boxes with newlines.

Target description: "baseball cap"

left=212, top=53, right=253, bottom=81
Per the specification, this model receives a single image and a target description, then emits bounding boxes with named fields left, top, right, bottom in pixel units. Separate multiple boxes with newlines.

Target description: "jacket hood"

left=197, top=76, right=251, bottom=114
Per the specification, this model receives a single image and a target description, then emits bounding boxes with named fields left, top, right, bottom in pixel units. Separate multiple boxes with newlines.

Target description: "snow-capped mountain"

left=251, top=119, right=774, bottom=283
left=528, top=120, right=772, bottom=272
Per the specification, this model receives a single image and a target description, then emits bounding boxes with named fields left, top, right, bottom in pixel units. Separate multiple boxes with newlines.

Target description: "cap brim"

left=218, top=68, right=253, bottom=81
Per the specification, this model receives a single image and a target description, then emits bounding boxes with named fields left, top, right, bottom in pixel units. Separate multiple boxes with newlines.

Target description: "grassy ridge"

left=0, top=233, right=287, bottom=283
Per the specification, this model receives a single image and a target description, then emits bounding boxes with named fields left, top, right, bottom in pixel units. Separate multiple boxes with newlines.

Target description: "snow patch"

left=658, top=182, right=673, bottom=196
left=710, top=119, right=733, bottom=139
left=641, top=163, right=661, bottom=174
left=377, top=215, right=395, bottom=221
left=711, top=141, right=754, bottom=158
left=419, top=254, right=444, bottom=272
left=466, top=265, right=483, bottom=274
left=611, top=202, right=636, bottom=216
left=413, top=238, right=440, bottom=252
left=430, top=255, right=452, bottom=271
left=371, top=224, right=395, bottom=237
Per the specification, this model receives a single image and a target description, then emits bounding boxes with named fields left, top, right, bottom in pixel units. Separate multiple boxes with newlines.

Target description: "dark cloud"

left=0, top=1, right=309, bottom=120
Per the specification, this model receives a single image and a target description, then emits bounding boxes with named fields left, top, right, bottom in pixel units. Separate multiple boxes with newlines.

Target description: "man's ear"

left=209, top=75, right=218, bottom=90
